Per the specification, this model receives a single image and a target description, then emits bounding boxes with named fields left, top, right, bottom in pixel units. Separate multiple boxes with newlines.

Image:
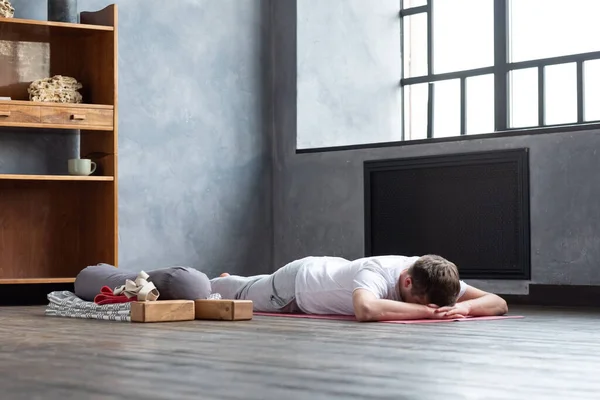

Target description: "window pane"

left=403, top=13, right=428, bottom=78
left=403, top=0, right=427, bottom=9
left=433, top=0, right=494, bottom=74
left=510, top=0, right=600, bottom=62
left=510, top=68, right=538, bottom=128
left=584, top=60, right=600, bottom=122
left=433, top=79, right=460, bottom=138
left=466, top=74, right=494, bottom=134
left=545, top=63, right=577, bottom=125
left=404, top=83, right=428, bottom=140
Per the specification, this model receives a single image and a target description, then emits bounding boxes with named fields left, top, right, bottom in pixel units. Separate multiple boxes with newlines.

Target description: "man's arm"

left=459, top=285, right=508, bottom=316
left=436, top=285, right=508, bottom=318
left=352, top=289, right=439, bottom=322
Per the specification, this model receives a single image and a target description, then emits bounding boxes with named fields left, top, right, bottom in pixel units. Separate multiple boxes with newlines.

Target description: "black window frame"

left=296, top=0, right=600, bottom=154
left=400, top=0, right=600, bottom=140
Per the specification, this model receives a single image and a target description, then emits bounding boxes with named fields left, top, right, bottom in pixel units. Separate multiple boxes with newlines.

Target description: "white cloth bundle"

left=113, top=271, right=160, bottom=301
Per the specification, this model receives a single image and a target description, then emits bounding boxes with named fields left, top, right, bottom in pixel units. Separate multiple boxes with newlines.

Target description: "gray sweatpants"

left=209, top=258, right=304, bottom=313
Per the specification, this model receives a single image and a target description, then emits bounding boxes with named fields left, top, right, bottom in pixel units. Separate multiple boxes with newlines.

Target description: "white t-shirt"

left=294, top=256, right=468, bottom=315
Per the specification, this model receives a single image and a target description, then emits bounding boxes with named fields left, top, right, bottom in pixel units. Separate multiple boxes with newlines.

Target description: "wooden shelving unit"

left=0, top=16, right=114, bottom=34
left=0, top=278, right=77, bottom=284
left=0, top=5, right=119, bottom=285
left=0, top=100, right=114, bottom=131
left=0, top=174, right=114, bottom=181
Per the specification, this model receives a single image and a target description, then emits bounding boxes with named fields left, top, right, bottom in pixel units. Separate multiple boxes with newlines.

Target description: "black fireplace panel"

left=364, top=149, right=530, bottom=280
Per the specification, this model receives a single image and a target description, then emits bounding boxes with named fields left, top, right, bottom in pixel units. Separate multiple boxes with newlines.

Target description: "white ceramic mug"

left=68, top=158, right=97, bottom=176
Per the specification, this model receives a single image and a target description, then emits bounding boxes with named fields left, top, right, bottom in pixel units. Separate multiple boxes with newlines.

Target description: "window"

left=401, top=0, right=600, bottom=141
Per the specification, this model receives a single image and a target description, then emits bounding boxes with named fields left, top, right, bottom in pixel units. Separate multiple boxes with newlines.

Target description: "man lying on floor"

left=74, top=254, right=507, bottom=322
left=210, top=254, right=508, bottom=321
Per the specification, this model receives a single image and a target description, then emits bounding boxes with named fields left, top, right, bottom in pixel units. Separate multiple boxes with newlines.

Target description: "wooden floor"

left=1, top=306, right=599, bottom=400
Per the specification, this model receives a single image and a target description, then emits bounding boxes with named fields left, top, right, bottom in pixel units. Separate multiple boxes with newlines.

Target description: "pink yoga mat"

left=254, top=312, right=523, bottom=324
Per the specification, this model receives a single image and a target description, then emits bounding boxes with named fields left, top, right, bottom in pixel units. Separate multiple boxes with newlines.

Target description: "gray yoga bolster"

left=74, top=264, right=212, bottom=301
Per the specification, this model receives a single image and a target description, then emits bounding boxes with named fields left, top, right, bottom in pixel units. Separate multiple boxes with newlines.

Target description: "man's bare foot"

left=219, top=273, right=230, bottom=277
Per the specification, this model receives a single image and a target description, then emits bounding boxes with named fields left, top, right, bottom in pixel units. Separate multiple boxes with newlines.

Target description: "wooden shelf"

left=0, top=5, right=119, bottom=288
left=0, top=16, right=114, bottom=31
left=0, top=174, right=113, bottom=181
left=0, top=100, right=113, bottom=110
left=0, top=278, right=76, bottom=284
left=0, top=122, right=113, bottom=131
left=0, top=16, right=113, bottom=42
left=0, top=101, right=114, bottom=131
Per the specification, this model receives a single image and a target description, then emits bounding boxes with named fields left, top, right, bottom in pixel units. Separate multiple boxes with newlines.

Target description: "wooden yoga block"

left=194, top=299, right=253, bottom=321
left=131, top=300, right=195, bottom=323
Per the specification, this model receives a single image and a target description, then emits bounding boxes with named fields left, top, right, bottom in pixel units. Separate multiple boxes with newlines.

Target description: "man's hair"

left=407, top=255, right=460, bottom=306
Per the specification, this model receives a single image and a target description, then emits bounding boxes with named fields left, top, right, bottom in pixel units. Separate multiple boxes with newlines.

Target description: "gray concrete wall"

left=296, top=0, right=402, bottom=149
left=5, top=0, right=272, bottom=277
left=7, top=0, right=598, bottom=290
left=273, top=0, right=600, bottom=293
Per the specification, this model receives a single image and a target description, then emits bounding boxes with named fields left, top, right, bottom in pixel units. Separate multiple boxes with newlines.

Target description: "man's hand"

left=428, top=286, right=509, bottom=319
left=432, top=303, right=471, bottom=319
left=429, top=285, right=510, bottom=319
left=454, top=286, right=508, bottom=317
left=353, top=289, right=438, bottom=321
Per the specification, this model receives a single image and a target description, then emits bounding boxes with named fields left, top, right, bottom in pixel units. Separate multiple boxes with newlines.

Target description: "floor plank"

left=1, top=306, right=599, bottom=399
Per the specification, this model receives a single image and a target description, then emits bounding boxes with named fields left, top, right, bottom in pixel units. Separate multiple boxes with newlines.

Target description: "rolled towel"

left=74, top=264, right=211, bottom=302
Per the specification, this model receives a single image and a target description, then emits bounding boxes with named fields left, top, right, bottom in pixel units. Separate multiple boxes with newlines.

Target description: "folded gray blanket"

left=45, top=291, right=131, bottom=322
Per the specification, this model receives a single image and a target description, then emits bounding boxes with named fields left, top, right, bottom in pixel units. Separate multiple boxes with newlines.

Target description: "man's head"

left=398, top=255, right=461, bottom=307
